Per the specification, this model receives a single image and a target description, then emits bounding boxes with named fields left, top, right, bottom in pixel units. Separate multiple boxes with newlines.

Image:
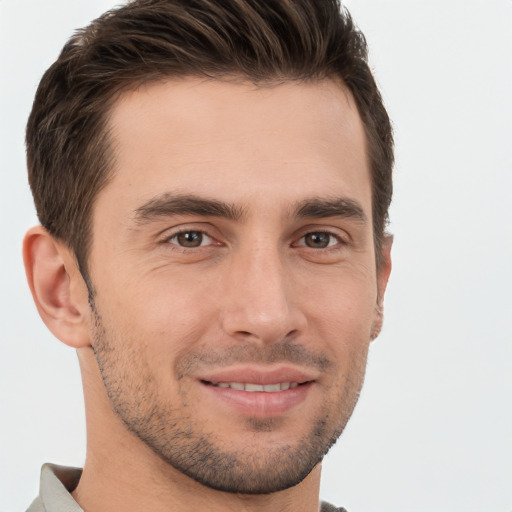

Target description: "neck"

left=73, top=348, right=322, bottom=512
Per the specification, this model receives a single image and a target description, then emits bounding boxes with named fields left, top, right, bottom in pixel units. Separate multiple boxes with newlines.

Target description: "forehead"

left=101, top=77, right=370, bottom=217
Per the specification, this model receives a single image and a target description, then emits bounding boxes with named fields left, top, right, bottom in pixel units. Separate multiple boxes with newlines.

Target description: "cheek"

left=301, top=265, right=378, bottom=352
left=94, top=270, right=219, bottom=357
left=303, top=260, right=377, bottom=313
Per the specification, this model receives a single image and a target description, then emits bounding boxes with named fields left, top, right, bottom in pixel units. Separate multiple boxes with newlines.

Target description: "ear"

left=23, top=226, right=92, bottom=348
left=370, top=235, right=393, bottom=340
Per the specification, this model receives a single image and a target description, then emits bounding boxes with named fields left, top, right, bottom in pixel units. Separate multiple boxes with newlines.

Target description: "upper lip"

left=197, top=365, right=318, bottom=385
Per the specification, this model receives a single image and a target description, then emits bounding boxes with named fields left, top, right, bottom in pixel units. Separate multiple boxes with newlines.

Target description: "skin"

left=24, top=78, right=392, bottom=512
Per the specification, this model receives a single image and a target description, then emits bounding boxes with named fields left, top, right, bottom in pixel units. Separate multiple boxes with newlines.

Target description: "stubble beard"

left=90, top=304, right=368, bottom=494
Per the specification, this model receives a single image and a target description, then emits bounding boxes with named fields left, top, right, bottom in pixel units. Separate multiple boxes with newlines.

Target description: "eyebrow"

left=134, top=193, right=245, bottom=223
left=294, top=197, right=368, bottom=223
left=133, top=193, right=367, bottom=225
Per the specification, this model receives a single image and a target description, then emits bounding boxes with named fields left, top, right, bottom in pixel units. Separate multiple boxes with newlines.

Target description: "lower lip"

left=202, top=382, right=313, bottom=417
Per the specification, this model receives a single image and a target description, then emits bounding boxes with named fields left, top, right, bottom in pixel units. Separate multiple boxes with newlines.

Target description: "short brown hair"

left=26, top=0, right=393, bottom=285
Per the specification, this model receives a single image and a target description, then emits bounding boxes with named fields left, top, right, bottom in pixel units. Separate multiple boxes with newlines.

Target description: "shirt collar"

left=38, top=463, right=83, bottom=512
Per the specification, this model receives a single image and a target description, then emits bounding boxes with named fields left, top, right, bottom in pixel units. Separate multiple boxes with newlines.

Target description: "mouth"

left=203, top=381, right=305, bottom=392
left=197, top=368, right=316, bottom=417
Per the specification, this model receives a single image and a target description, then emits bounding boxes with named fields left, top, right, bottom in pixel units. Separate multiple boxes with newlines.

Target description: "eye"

left=166, top=230, right=214, bottom=248
left=296, top=231, right=341, bottom=249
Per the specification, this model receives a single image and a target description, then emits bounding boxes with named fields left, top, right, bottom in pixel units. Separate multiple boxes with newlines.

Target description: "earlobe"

left=23, top=226, right=92, bottom=348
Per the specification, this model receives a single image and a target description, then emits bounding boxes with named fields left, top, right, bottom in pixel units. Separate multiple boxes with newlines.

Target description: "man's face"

left=86, top=78, right=390, bottom=493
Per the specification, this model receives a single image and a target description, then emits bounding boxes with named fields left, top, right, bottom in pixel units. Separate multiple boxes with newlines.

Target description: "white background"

left=1, top=1, right=511, bottom=511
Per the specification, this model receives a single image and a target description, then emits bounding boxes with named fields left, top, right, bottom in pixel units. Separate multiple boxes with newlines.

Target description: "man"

left=22, top=0, right=393, bottom=511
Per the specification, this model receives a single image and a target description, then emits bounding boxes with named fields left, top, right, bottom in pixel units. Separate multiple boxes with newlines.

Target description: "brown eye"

left=173, top=231, right=207, bottom=247
left=303, top=232, right=337, bottom=249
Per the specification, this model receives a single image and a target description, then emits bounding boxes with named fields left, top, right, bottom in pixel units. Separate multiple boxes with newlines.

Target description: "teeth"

left=245, top=383, right=265, bottom=392
left=213, top=382, right=299, bottom=392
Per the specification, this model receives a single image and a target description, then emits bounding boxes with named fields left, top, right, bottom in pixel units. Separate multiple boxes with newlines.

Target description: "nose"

left=220, top=247, right=307, bottom=344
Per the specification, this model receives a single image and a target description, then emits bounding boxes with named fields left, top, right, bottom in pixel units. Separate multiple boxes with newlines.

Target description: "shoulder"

left=321, top=501, right=349, bottom=512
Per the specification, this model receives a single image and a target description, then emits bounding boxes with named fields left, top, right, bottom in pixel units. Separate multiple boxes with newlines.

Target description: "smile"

left=208, top=382, right=300, bottom=392
left=200, top=376, right=314, bottom=417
